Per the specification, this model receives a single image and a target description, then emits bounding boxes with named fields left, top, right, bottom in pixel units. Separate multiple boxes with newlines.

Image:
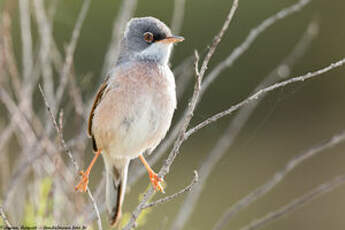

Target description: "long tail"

left=105, top=159, right=129, bottom=226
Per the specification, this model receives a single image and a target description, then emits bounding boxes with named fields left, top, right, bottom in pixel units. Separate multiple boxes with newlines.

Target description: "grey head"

left=117, top=17, right=184, bottom=65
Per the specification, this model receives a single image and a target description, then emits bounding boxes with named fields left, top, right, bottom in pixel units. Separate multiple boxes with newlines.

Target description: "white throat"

left=136, top=42, right=172, bottom=65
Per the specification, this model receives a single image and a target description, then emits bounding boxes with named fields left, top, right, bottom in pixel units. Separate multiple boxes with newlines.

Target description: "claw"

left=149, top=171, right=165, bottom=193
left=75, top=170, right=89, bottom=192
left=74, top=149, right=101, bottom=192
left=139, top=154, right=166, bottom=193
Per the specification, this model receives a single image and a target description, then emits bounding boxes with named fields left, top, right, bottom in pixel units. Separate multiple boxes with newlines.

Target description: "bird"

left=74, top=17, right=184, bottom=226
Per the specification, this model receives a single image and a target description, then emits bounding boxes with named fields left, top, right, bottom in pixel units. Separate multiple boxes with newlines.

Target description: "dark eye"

left=143, top=32, right=154, bottom=43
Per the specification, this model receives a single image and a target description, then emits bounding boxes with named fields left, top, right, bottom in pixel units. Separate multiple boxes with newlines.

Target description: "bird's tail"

left=105, top=159, right=129, bottom=226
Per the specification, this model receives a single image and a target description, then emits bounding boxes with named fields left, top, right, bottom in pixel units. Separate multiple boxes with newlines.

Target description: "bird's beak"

left=158, top=35, right=185, bottom=44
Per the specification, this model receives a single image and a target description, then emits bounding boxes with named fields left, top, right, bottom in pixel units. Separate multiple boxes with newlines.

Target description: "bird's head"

left=118, top=17, right=184, bottom=65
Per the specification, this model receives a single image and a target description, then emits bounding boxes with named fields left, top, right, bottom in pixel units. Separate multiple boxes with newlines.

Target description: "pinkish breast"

left=92, top=62, right=176, bottom=160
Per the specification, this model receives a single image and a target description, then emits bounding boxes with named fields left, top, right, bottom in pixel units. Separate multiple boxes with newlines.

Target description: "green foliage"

left=24, top=198, right=36, bottom=225
left=24, top=177, right=54, bottom=225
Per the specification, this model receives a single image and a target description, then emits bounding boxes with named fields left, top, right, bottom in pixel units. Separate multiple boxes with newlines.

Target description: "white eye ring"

left=143, top=32, right=154, bottom=43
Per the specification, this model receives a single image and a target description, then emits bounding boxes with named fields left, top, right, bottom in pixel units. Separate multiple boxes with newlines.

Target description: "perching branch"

left=129, top=0, right=311, bottom=193
left=38, top=85, right=102, bottom=230
left=122, top=50, right=202, bottom=230
left=143, top=171, right=199, bottom=209
left=125, top=2, right=310, bottom=173
left=122, top=1, right=240, bottom=228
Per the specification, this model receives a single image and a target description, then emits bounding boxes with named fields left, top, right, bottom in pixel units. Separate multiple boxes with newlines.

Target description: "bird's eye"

left=143, top=32, right=154, bottom=43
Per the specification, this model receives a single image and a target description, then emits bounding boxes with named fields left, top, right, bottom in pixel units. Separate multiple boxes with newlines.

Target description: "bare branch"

left=33, top=0, right=54, bottom=104
left=172, top=20, right=318, bottom=230
left=39, top=85, right=79, bottom=171
left=0, top=206, right=11, bottom=227
left=55, top=0, right=91, bottom=109
left=202, top=0, right=311, bottom=92
left=68, top=71, right=87, bottom=117
left=0, top=89, right=37, bottom=145
left=213, top=130, right=345, bottom=230
left=143, top=171, right=198, bottom=209
left=19, top=0, right=33, bottom=84
left=38, top=85, right=102, bottom=230
left=238, top=174, right=345, bottom=230
left=1, top=12, right=20, bottom=97
left=186, top=57, right=345, bottom=140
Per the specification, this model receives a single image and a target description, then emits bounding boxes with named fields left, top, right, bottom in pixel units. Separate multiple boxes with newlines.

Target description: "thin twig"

left=18, top=0, right=35, bottom=125
left=38, top=85, right=103, bottom=230
left=2, top=12, right=20, bottom=97
left=238, top=174, right=345, bottom=230
left=55, top=0, right=91, bottom=109
left=0, top=89, right=37, bottom=145
left=172, top=20, right=318, bottom=230
left=143, top=171, right=198, bottom=209
left=186, top=57, right=345, bottom=140
left=0, top=206, right=11, bottom=227
left=202, top=0, right=311, bottom=92
left=213, top=130, right=345, bottom=230
left=39, top=85, right=79, bottom=171
left=19, top=0, right=33, bottom=84
left=33, top=0, right=54, bottom=105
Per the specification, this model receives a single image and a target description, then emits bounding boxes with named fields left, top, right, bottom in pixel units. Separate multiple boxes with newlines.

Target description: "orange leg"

left=139, top=154, right=165, bottom=193
left=75, top=149, right=101, bottom=192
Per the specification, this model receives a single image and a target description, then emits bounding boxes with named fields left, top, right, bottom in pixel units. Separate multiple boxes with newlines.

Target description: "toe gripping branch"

left=75, top=149, right=101, bottom=192
left=139, top=154, right=165, bottom=193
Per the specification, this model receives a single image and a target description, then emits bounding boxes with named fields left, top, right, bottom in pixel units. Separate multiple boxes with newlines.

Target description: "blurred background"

left=0, top=0, right=345, bottom=229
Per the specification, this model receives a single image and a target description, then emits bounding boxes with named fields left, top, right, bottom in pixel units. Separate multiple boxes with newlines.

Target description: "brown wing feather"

left=88, top=79, right=109, bottom=151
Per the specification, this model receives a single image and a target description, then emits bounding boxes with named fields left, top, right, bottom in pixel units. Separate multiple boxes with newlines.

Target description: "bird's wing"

left=88, top=78, right=109, bottom=151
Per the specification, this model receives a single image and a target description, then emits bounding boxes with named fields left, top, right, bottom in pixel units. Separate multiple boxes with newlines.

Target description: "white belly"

left=114, top=94, right=171, bottom=158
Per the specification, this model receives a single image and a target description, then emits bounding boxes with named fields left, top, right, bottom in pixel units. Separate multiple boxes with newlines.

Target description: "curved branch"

left=186, top=57, right=345, bottom=140
left=238, top=174, right=345, bottom=230
left=213, top=130, right=345, bottom=230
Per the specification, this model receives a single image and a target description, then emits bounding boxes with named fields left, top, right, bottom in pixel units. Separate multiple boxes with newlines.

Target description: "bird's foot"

left=74, top=149, right=101, bottom=192
left=149, top=171, right=165, bottom=193
left=75, top=170, right=89, bottom=192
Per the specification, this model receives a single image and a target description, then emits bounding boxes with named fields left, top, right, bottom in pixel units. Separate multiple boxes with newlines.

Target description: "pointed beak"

left=158, top=35, right=185, bottom=44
